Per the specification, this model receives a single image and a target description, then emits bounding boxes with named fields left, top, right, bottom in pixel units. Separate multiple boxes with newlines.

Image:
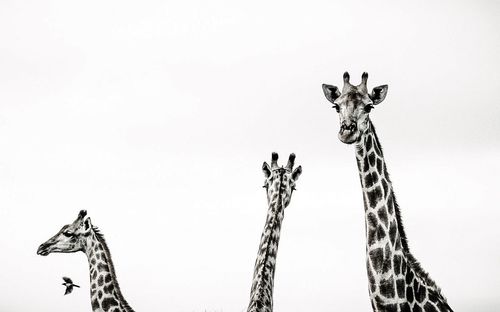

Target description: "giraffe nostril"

left=340, top=123, right=357, bottom=134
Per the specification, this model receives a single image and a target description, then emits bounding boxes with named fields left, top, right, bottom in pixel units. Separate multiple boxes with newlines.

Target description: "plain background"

left=1, top=0, right=499, bottom=311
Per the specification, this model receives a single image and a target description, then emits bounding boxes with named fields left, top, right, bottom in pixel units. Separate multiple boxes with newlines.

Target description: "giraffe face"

left=322, top=72, right=388, bottom=144
left=262, top=153, right=302, bottom=207
left=37, top=210, right=92, bottom=256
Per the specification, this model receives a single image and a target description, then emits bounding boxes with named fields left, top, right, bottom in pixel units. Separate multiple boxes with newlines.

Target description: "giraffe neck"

left=247, top=192, right=285, bottom=312
left=355, top=120, right=407, bottom=306
left=355, top=119, right=452, bottom=312
left=84, top=229, right=134, bottom=312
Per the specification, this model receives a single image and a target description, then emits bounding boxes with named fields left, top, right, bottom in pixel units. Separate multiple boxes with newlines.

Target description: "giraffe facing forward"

left=322, top=73, right=453, bottom=312
left=37, top=210, right=135, bottom=312
left=247, top=153, right=302, bottom=312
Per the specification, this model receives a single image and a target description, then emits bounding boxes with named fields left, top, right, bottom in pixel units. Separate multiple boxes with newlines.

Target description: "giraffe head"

left=37, top=210, right=93, bottom=256
left=262, top=153, right=302, bottom=207
left=322, top=72, right=388, bottom=144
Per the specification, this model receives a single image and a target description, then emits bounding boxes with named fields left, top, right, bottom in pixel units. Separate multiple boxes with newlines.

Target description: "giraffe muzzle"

left=339, top=123, right=359, bottom=144
left=37, top=243, right=52, bottom=256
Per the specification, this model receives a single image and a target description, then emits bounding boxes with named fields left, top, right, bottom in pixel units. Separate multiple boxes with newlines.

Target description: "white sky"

left=0, top=0, right=499, bottom=311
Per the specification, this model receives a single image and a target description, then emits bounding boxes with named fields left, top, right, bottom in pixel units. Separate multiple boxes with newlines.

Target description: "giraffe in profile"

left=247, top=152, right=302, bottom=312
left=37, top=210, right=135, bottom=312
left=322, top=72, right=453, bottom=312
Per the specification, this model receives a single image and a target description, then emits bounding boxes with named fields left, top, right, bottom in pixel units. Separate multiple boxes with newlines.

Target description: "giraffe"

left=322, top=72, right=453, bottom=312
left=247, top=152, right=302, bottom=312
left=37, top=210, right=135, bottom=312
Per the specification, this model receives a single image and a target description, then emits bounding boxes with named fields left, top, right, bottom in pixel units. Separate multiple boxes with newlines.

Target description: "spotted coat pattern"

left=37, top=211, right=134, bottom=312
left=356, top=121, right=453, bottom=312
left=247, top=153, right=301, bottom=312
left=85, top=230, right=135, bottom=312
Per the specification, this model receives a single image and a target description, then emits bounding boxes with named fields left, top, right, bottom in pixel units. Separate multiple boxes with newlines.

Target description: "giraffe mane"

left=369, top=121, right=451, bottom=305
left=91, top=226, right=135, bottom=312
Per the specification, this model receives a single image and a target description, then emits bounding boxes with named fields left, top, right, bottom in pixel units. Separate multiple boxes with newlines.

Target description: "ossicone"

left=78, top=210, right=87, bottom=219
left=271, top=152, right=279, bottom=168
left=343, top=72, right=350, bottom=83
left=286, top=153, right=296, bottom=170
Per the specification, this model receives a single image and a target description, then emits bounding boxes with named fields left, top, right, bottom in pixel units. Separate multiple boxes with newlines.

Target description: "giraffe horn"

left=78, top=210, right=87, bottom=219
left=343, top=71, right=350, bottom=84
left=359, top=72, right=368, bottom=91
left=286, top=153, right=295, bottom=170
left=271, top=152, right=279, bottom=169
left=342, top=71, right=352, bottom=92
left=361, top=72, right=368, bottom=85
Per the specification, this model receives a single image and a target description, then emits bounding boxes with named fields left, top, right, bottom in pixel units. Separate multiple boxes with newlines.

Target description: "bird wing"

left=64, top=286, right=73, bottom=295
left=62, top=277, right=72, bottom=284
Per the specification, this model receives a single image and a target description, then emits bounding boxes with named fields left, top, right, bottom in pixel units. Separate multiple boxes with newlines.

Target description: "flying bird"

left=62, top=277, right=80, bottom=295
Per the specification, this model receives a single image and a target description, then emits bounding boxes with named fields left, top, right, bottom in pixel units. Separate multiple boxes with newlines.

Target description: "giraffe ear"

left=370, top=85, right=388, bottom=105
left=322, top=84, right=341, bottom=104
left=262, top=162, right=271, bottom=178
left=292, top=165, right=302, bottom=181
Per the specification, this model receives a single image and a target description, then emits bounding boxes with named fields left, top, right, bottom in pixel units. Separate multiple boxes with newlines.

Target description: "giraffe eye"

left=332, top=104, right=340, bottom=113
left=63, top=231, right=74, bottom=237
left=364, top=104, right=374, bottom=113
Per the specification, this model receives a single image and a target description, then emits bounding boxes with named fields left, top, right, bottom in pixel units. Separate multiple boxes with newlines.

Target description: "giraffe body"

left=247, top=153, right=302, bottom=312
left=323, top=73, right=453, bottom=312
left=38, top=210, right=134, bottom=312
